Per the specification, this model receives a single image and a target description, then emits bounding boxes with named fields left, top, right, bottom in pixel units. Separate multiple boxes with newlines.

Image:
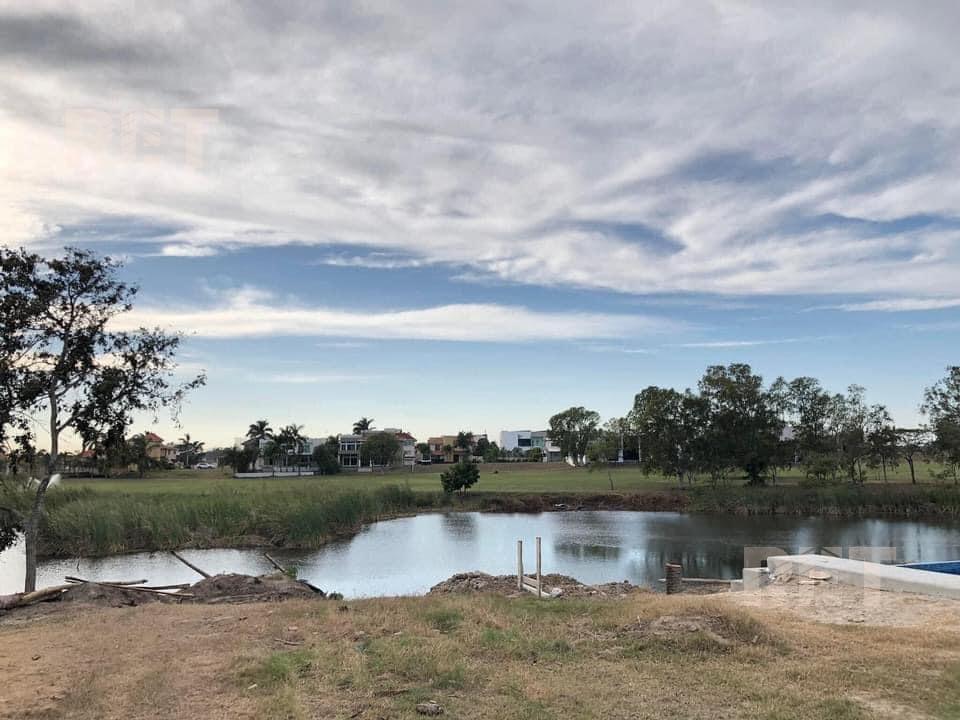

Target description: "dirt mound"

left=59, top=582, right=174, bottom=607
left=427, top=572, right=644, bottom=598
left=188, top=573, right=317, bottom=602
left=619, top=612, right=779, bottom=652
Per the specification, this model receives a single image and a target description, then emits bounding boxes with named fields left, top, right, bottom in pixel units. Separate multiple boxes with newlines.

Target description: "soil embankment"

left=1, top=576, right=958, bottom=720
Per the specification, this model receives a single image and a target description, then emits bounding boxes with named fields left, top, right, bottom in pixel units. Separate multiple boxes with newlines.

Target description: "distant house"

left=144, top=432, right=178, bottom=463
left=426, top=433, right=486, bottom=463
left=499, top=430, right=563, bottom=462
left=338, top=428, right=418, bottom=469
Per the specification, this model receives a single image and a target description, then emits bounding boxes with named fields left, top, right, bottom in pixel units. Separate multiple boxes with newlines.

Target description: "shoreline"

left=30, top=484, right=960, bottom=561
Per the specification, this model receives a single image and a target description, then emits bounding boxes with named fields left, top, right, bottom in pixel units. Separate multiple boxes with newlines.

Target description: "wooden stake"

left=517, top=540, right=523, bottom=591
left=171, top=550, right=211, bottom=578
left=536, top=536, right=542, bottom=598
left=665, top=563, right=683, bottom=594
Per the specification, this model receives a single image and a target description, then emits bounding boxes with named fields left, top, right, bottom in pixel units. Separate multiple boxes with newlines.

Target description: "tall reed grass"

left=687, top=483, right=960, bottom=518
left=5, top=482, right=430, bottom=557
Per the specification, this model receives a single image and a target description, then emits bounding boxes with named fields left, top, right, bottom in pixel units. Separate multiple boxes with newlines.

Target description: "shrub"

left=440, top=463, right=479, bottom=496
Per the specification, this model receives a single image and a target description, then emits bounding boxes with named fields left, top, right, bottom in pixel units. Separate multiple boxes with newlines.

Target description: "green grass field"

left=66, top=460, right=943, bottom=496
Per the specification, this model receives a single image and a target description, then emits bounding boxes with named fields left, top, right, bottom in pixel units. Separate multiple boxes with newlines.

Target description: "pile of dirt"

left=427, top=572, right=645, bottom=598
left=618, top=612, right=777, bottom=651
left=187, top=573, right=318, bottom=602
left=58, top=582, right=174, bottom=607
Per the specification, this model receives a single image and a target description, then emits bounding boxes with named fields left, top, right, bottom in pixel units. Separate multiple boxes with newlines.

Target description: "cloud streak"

left=819, top=298, right=960, bottom=312
left=112, top=287, right=673, bottom=342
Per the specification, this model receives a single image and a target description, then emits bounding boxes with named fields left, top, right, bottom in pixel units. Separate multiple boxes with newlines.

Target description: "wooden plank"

left=171, top=550, right=211, bottom=578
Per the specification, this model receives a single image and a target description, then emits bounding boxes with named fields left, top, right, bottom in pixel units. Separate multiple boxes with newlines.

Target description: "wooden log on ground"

left=263, top=553, right=287, bottom=573
left=171, top=550, right=211, bottom=578
left=0, top=584, right=72, bottom=610
left=83, top=581, right=194, bottom=598
left=264, top=553, right=324, bottom=594
left=65, top=576, right=148, bottom=586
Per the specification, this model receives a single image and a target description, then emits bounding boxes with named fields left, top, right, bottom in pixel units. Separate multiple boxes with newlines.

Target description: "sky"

left=1, top=1, right=958, bottom=449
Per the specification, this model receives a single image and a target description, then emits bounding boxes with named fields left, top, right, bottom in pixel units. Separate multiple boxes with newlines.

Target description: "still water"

left=3, top=511, right=960, bottom=597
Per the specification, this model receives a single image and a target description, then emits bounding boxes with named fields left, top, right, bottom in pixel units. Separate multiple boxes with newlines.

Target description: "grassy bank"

left=4, top=464, right=960, bottom=559
left=2, top=592, right=959, bottom=719
left=1, top=482, right=434, bottom=558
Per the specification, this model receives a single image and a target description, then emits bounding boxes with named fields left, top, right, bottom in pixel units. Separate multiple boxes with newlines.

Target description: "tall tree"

left=361, top=432, right=401, bottom=469
left=630, top=387, right=705, bottom=484
left=126, top=433, right=160, bottom=478
left=456, top=431, right=475, bottom=454
left=415, top=442, right=431, bottom=462
left=697, top=364, right=783, bottom=485
left=866, top=404, right=898, bottom=482
left=922, top=367, right=960, bottom=484
left=896, top=428, right=932, bottom=485
left=353, top=417, right=374, bottom=434
left=0, top=247, right=204, bottom=591
left=311, top=443, right=341, bottom=475
left=548, top=406, right=600, bottom=466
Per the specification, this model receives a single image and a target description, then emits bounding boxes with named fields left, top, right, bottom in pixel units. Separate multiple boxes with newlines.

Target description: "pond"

left=3, top=511, right=960, bottom=597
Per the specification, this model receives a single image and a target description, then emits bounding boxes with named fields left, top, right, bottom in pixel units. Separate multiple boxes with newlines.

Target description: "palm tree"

left=177, top=433, right=205, bottom=467
left=353, top=417, right=374, bottom=434
left=276, top=424, right=306, bottom=468
left=246, top=420, right=274, bottom=446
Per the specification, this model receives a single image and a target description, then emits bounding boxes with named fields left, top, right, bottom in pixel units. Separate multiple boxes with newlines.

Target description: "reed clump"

left=29, top=482, right=426, bottom=557
left=687, top=483, right=960, bottom=518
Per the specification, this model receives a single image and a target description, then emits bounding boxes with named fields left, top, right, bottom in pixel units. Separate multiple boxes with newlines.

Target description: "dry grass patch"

left=2, top=593, right=960, bottom=719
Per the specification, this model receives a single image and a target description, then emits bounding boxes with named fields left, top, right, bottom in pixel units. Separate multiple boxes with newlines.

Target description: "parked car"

left=193, top=462, right=217, bottom=469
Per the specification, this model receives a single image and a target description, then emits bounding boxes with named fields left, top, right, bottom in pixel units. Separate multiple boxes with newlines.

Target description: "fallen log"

left=0, top=584, right=72, bottom=611
left=171, top=550, right=211, bottom=578
left=80, top=581, right=194, bottom=598
left=263, top=553, right=287, bottom=573
left=264, top=553, right=324, bottom=594
left=65, top=576, right=148, bottom=586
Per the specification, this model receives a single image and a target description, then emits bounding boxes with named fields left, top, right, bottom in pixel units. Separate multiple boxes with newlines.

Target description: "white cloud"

left=158, top=244, right=219, bottom=258
left=314, top=253, right=433, bottom=270
left=672, top=337, right=823, bottom=349
left=262, top=372, right=378, bottom=384
left=315, top=341, right=373, bottom=349
left=581, top=344, right=653, bottom=355
left=111, top=287, right=673, bottom=342
left=821, top=298, right=960, bottom=312
left=3, top=2, right=960, bottom=300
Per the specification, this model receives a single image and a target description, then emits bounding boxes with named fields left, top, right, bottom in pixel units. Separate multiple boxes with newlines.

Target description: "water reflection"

left=441, top=511, right=478, bottom=540
left=2, top=511, right=960, bottom=597
left=554, top=542, right=622, bottom=561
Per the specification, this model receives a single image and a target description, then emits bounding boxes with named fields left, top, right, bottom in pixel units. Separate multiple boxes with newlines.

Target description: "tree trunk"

left=907, top=457, right=916, bottom=484
left=24, top=394, right=59, bottom=593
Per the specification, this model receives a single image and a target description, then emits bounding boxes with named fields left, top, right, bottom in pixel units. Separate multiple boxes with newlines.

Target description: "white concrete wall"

left=766, top=554, right=960, bottom=600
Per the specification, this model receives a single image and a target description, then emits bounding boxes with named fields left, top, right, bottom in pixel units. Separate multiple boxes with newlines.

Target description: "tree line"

left=547, top=364, right=960, bottom=486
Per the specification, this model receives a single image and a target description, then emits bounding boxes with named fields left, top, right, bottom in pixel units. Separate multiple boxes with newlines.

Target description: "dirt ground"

left=427, top=572, right=644, bottom=598
left=728, top=578, right=960, bottom=628
left=2, top=579, right=960, bottom=719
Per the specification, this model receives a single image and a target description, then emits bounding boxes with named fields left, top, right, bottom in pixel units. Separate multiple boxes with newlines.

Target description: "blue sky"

left=2, top=2, right=959, bottom=448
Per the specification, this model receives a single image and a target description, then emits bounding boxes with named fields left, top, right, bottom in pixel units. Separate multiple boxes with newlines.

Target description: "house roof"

left=144, top=432, right=164, bottom=443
